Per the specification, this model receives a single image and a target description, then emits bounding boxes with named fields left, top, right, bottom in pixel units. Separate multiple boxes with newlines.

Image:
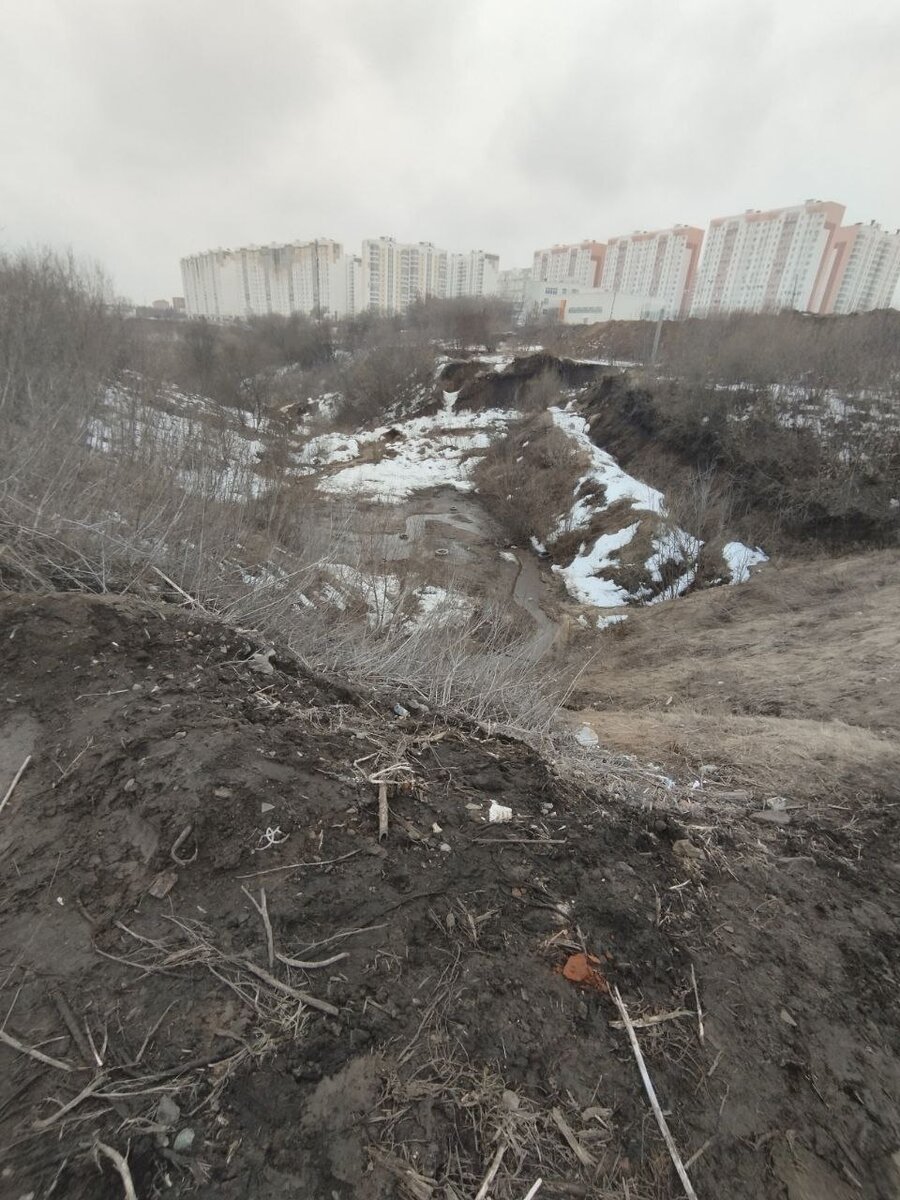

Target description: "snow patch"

left=723, top=542, right=768, bottom=584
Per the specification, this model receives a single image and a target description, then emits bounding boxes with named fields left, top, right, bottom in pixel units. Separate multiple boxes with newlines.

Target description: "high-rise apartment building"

left=361, top=239, right=449, bottom=313
left=532, top=241, right=606, bottom=288
left=181, top=240, right=349, bottom=319
left=690, top=200, right=846, bottom=318
left=446, top=250, right=500, bottom=299
left=599, top=225, right=704, bottom=319
left=817, top=221, right=900, bottom=315
left=497, top=267, right=532, bottom=311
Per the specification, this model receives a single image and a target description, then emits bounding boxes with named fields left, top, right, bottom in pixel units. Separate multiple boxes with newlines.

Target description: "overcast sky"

left=2, top=0, right=899, bottom=303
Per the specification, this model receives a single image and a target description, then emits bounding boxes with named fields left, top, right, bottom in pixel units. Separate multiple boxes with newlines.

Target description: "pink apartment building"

left=599, top=225, right=704, bottom=318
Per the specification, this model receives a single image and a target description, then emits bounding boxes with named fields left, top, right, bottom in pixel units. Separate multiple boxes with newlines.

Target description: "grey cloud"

left=1, top=0, right=897, bottom=301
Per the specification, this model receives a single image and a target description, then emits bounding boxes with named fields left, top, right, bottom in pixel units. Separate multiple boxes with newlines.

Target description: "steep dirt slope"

left=1, top=593, right=898, bottom=1199
left=573, top=549, right=900, bottom=800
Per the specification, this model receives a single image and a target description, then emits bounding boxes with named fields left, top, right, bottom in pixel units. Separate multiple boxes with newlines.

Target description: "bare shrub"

left=475, top=412, right=589, bottom=545
left=0, top=249, right=571, bottom=736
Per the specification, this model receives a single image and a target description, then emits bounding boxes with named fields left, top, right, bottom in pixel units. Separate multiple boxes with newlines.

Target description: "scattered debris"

left=488, top=800, right=513, bottom=823
left=560, top=952, right=609, bottom=993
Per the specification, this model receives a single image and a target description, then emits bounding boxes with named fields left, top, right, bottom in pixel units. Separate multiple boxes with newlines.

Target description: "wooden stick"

left=0, top=755, right=31, bottom=817
left=521, top=1181, right=543, bottom=1200
left=378, top=781, right=389, bottom=841
left=275, top=950, right=349, bottom=970
left=241, top=886, right=275, bottom=970
left=0, top=1028, right=74, bottom=1072
left=611, top=987, right=698, bottom=1200
left=609, top=1009, right=693, bottom=1031
left=551, top=1106, right=596, bottom=1168
left=94, top=1140, right=139, bottom=1200
left=690, top=965, right=705, bottom=1045
left=234, top=957, right=340, bottom=1016
left=474, top=1142, right=508, bottom=1200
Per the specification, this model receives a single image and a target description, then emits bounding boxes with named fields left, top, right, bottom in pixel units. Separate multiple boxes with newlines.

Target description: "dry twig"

left=235, top=848, right=361, bottom=879
left=474, top=1142, right=508, bottom=1200
left=550, top=1107, right=596, bottom=1168
left=170, top=824, right=198, bottom=866
left=690, top=965, right=705, bottom=1045
left=609, top=1009, right=693, bottom=1031
left=378, top=780, right=389, bottom=841
left=0, top=1028, right=74, bottom=1072
left=611, top=987, right=698, bottom=1200
left=275, top=950, right=349, bottom=971
left=0, top=754, right=31, bottom=817
left=241, top=886, right=275, bottom=969
left=94, top=1139, right=139, bottom=1200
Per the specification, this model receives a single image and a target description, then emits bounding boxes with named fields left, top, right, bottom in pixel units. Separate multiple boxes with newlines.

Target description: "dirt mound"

left=1, top=593, right=899, bottom=1199
left=456, top=355, right=608, bottom=411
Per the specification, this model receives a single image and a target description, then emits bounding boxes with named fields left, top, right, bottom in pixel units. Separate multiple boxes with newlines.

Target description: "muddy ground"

left=1, top=592, right=899, bottom=1199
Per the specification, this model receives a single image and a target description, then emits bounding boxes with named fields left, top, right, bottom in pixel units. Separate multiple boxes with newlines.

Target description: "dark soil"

left=1, top=592, right=899, bottom=1199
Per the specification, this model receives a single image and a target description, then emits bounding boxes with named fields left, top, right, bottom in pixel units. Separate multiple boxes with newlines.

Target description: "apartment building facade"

left=599, top=225, right=704, bottom=319
left=497, top=267, right=532, bottom=311
left=181, top=240, right=348, bottom=319
left=532, top=241, right=606, bottom=288
left=446, top=250, right=500, bottom=299
left=817, top=221, right=900, bottom=315
left=690, top=200, right=846, bottom=317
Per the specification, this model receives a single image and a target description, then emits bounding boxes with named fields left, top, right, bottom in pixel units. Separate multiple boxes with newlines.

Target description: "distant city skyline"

left=181, top=200, right=900, bottom=321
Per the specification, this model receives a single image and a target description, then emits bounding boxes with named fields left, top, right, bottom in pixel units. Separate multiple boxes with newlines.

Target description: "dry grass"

left=573, top=550, right=900, bottom=800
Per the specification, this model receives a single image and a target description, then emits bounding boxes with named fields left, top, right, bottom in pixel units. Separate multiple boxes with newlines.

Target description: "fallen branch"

left=241, top=886, right=275, bottom=970
left=378, top=781, right=389, bottom=842
left=521, top=1182, right=543, bottom=1200
left=0, top=1028, right=74, bottom=1073
left=0, top=754, right=31, bottom=817
left=550, top=1106, right=596, bottom=1168
left=94, top=1140, right=138, bottom=1200
left=474, top=1142, right=508, bottom=1200
left=611, top=986, right=698, bottom=1200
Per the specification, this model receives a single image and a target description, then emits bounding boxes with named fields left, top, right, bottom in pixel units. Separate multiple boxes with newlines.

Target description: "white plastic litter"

left=488, top=801, right=513, bottom=823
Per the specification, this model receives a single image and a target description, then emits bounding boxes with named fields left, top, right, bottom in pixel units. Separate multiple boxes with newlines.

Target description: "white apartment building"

left=690, top=200, right=846, bottom=318
left=361, top=238, right=449, bottom=313
left=599, top=225, right=704, bottom=319
left=497, top=267, right=532, bottom=311
left=181, top=240, right=352, bottom=319
left=532, top=241, right=605, bottom=288
left=446, top=250, right=500, bottom=299
left=818, top=221, right=900, bottom=314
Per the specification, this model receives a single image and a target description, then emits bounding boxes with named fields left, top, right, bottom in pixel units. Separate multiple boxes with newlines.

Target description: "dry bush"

left=0, top=249, right=571, bottom=737
left=474, top=412, right=590, bottom=545
left=333, top=337, right=436, bottom=428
